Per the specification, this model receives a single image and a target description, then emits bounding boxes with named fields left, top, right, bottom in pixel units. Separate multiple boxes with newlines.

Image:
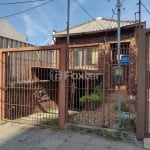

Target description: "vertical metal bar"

left=139, top=0, right=141, bottom=25
left=101, top=45, right=105, bottom=126
left=26, top=52, right=29, bottom=121
left=18, top=52, right=20, bottom=119
left=23, top=52, right=25, bottom=119
left=8, top=53, right=11, bottom=120
left=67, top=0, right=70, bottom=46
left=5, top=52, right=8, bottom=120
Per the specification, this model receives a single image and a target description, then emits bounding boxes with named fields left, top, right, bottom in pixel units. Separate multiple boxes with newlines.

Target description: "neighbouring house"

left=0, top=19, right=31, bottom=48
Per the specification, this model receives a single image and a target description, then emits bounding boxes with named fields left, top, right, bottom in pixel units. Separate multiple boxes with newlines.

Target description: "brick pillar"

left=137, top=30, right=147, bottom=140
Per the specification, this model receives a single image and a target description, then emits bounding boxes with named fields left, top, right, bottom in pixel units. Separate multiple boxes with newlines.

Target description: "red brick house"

left=52, top=17, right=146, bottom=129
left=53, top=17, right=145, bottom=94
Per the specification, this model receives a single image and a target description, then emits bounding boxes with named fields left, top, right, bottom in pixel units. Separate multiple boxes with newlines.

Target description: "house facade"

left=52, top=18, right=146, bottom=133
left=0, top=17, right=147, bottom=140
left=53, top=17, right=145, bottom=95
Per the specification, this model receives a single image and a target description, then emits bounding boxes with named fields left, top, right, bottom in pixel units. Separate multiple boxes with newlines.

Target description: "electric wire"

left=141, top=2, right=150, bottom=15
left=0, top=0, right=54, bottom=19
left=104, top=0, right=129, bottom=42
left=0, top=0, right=47, bottom=5
left=103, top=3, right=117, bottom=42
left=73, top=0, right=95, bottom=20
left=73, top=0, right=106, bottom=29
left=107, top=0, right=125, bottom=28
left=73, top=0, right=119, bottom=42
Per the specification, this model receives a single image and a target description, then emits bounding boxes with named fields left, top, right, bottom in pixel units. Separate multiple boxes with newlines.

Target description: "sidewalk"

left=0, top=123, right=146, bottom=150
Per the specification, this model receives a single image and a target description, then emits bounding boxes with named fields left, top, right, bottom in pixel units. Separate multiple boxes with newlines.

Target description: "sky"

left=0, top=0, right=150, bottom=46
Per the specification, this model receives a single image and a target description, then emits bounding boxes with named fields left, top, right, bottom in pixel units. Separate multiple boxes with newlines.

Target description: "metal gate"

left=0, top=43, right=137, bottom=130
left=0, top=45, right=66, bottom=128
left=67, top=44, right=136, bottom=130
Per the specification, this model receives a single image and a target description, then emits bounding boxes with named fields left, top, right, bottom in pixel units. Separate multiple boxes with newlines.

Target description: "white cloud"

left=22, top=14, right=48, bottom=37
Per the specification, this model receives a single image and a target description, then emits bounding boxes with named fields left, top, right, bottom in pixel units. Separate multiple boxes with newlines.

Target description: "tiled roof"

left=53, top=17, right=138, bottom=37
left=0, top=19, right=27, bottom=43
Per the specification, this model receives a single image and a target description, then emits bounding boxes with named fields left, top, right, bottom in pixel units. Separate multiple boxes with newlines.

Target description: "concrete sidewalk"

left=0, top=123, right=146, bottom=150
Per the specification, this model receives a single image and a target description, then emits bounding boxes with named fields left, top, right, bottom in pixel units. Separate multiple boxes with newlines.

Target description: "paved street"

left=0, top=123, right=146, bottom=150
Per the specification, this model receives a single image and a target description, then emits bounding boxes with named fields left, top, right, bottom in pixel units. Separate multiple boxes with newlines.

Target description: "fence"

left=0, top=45, right=66, bottom=128
left=0, top=43, right=137, bottom=131
left=67, top=44, right=136, bottom=131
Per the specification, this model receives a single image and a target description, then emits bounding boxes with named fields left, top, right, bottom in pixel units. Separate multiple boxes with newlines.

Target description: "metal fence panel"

left=67, top=45, right=136, bottom=131
left=2, top=48, right=60, bottom=127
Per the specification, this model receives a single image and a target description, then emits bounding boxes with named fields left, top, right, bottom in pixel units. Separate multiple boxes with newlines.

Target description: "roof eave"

left=53, top=22, right=146, bottom=38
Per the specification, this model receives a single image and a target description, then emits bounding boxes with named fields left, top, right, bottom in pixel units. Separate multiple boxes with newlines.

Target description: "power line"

left=73, top=0, right=106, bottom=29
left=105, top=0, right=125, bottom=31
left=106, top=4, right=117, bottom=28
left=75, top=0, right=119, bottom=42
left=138, top=0, right=141, bottom=24
left=0, top=0, right=54, bottom=19
left=104, top=0, right=126, bottom=41
left=103, top=3, right=117, bottom=42
left=0, top=0, right=47, bottom=6
left=67, top=0, right=70, bottom=46
left=141, top=2, right=150, bottom=15
left=73, top=0, right=122, bottom=31
left=73, top=0, right=95, bottom=20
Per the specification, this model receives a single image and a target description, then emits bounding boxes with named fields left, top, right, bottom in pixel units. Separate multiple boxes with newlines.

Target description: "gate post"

left=58, top=46, right=67, bottom=129
left=137, top=29, right=147, bottom=140
left=0, top=52, right=5, bottom=121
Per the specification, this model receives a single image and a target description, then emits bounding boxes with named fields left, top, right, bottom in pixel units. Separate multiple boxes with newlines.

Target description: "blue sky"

left=0, top=0, right=150, bottom=45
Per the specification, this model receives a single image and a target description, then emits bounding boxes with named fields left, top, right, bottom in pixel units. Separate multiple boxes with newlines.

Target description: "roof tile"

left=54, top=17, right=137, bottom=37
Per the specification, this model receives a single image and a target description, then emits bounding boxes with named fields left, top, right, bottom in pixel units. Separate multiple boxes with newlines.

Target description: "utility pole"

left=117, top=0, right=121, bottom=67
left=117, top=0, right=121, bottom=126
left=135, top=0, right=141, bottom=25
left=138, top=0, right=141, bottom=25
left=67, top=0, right=70, bottom=46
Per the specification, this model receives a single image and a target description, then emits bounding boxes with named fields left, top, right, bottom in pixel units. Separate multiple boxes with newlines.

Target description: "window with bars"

left=110, top=42, right=130, bottom=64
left=69, top=47, right=99, bottom=69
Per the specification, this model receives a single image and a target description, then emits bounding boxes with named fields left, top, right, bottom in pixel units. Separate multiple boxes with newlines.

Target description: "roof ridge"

left=54, top=17, right=145, bottom=37
left=101, top=17, right=136, bottom=23
left=56, top=18, right=97, bottom=33
left=55, top=17, right=136, bottom=33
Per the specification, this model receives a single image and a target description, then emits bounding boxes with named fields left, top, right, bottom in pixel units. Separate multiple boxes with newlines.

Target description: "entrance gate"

left=0, top=45, right=66, bottom=128
left=67, top=44, right=136, bottom=130
left=0, top=43, right=138, bottom=132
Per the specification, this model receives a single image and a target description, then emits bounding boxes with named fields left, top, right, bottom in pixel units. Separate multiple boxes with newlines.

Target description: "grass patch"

left=44, top=118, right=58, bottom=126
left=0, top=121, right=7, bottom=125
left=39, top=118, right=58, bottom=129
left=103, top=131, right=123, bottom=141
